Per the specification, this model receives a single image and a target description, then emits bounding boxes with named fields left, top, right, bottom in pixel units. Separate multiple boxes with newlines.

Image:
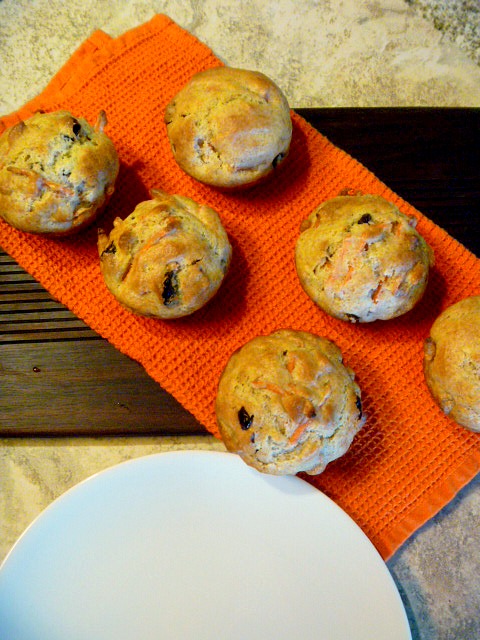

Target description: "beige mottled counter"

left=1, top=1, right=480, bottom=639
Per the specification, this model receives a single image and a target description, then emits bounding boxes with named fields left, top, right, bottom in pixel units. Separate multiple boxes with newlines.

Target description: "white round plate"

left=0, top=451, right=411, bottom=640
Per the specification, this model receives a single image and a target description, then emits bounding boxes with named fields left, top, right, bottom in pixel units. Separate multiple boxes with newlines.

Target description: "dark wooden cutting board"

left=1, top=108, right=479, bottom=436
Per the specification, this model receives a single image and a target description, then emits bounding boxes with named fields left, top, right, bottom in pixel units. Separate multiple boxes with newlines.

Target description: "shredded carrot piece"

left=288, top=419, right=313, bottom=444
left=286, top=352, right=297, bottom=374
left=41, top=177, right=75, bottom=197
left=6, top=166, right=75, bottom=197
left=338, top=236, right=367, bottom=263
left=139, top=219, right=179, bottom=253
left=251, top=380, right=286, bottom=396
left=140, top=230, right=169, bottom=253
left=371, top=281, right=383, bottom=303
left=343, top=263, right=354, bottom=283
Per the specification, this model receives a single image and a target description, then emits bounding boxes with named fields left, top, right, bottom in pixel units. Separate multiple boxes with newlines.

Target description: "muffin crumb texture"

left=215, top=329, right=365, bottom=475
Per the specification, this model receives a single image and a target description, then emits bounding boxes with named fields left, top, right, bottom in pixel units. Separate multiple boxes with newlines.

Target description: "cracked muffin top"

left=0, top=110, right=119, bottom=235
left=295, top=194, right=434, bottom=323
left=215, top=329, right=365, bottom=475
left=424, top=296, right=480, bottom=432
left=98, top=189, right=232, bottom=319
left=164, top=66, right=292, bottom=189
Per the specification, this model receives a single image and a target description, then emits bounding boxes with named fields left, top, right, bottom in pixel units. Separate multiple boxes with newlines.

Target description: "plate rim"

left=0, top=449, right=412, bottom=639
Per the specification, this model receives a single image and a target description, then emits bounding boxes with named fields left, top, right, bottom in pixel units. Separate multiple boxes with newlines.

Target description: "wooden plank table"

left=1, top=108, right=479, bottom=436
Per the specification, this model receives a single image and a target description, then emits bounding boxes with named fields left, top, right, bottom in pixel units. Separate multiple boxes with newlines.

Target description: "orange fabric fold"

left=1, top=14, right=479, bottom=560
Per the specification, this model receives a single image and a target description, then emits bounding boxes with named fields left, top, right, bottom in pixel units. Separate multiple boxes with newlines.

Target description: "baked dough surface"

left=424, top=295, right=480, bottom=432
left=0, top=110, right=119, bottom=235
left=98, top=189, right=232, bottom=319
left=215, top=329, right=365, bottom=475
left=295, top=194, right=434, bottom=322
left=165, top=66, right=292, bottom=188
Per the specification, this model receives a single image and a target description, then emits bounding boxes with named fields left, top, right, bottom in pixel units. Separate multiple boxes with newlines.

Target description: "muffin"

left=0, top=110, right=119, bottom=235
left=424, top=296, right=480, bottom=432
left=164, top=66, right=292, bottom=189
left=98, top=189, right=232, bottom=319
left=215, top=329, right=365, bottom=475
left=295, top=194, right=434, bottom=322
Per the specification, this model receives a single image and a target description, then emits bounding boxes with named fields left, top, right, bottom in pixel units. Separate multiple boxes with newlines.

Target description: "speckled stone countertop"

left=1, top=1, right=479, bottom=639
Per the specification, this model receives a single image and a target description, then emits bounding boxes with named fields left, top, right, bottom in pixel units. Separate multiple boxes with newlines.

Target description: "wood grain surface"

left=1, top=108, right=478, bottom=436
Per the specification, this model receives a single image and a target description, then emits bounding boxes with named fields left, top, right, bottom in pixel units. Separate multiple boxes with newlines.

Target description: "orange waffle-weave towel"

left=1, top=15, right=479, bottom=560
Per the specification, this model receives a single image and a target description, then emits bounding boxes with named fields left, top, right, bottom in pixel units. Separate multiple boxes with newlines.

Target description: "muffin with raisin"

left=215, top=329, right=365, bottom=475
left=98, top=189, right=232, bottom=319
left=0, top=110, right=119, bottom=235
left=164, top=66, right=292, bottom=189
left=424, top=296, right=480, bottom=432
left=295, top=194, right=434, bottom=322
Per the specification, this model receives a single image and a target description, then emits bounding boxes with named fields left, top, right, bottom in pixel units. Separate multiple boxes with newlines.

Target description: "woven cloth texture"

left=1, top=14, right=479, bottom=560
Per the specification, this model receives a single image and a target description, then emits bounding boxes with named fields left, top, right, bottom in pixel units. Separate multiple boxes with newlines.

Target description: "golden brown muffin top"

left=215, top=329, right=365, bottom=475
left=98, top=189, right=232, bottom=319
left=0, top=110, right=119, bottom=235
left=424, top=295, right=480, bottom=432
left=164, top=66, right=292, bottom=188
left=295, top=194, right=434, bottom=322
